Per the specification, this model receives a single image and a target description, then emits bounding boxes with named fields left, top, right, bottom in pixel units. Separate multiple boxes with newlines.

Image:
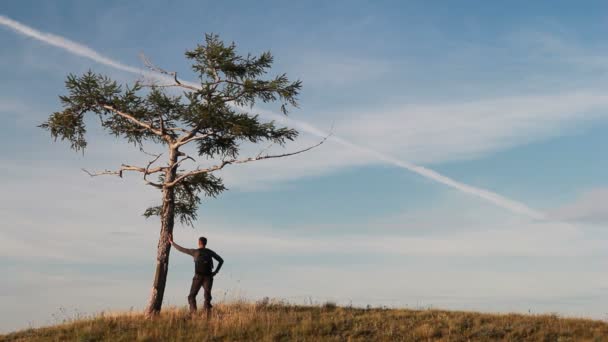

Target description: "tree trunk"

left=145, top=149, right=178, bottom=317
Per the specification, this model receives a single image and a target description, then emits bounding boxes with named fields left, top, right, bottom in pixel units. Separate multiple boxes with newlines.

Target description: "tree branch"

left=140, top=53, right=200, bottom=91
left=143, top=153, right=164, bottom=187
left=165, top=127, right=190, bottom=134
left=139, top=53, right=236, bottom=101
left=176, top=131, right=217, bottom=146
left=139, top=146, right=161, bottom=158
left=82, top=160, right=165, bottom=189
left=173, top=153, right=196, bottom=170
left=158, top=113, right=165, bottom=135
left=101, top=104, right=163, bottom=136
left=165, top=133, right=330, bottom=187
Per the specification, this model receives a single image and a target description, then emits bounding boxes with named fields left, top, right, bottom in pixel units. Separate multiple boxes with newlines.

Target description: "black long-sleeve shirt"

left=172, top=242, right=224, bottom=275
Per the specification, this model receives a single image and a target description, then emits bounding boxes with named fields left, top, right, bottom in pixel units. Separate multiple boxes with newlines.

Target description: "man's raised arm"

left=168, top=234, right=196, bottom=257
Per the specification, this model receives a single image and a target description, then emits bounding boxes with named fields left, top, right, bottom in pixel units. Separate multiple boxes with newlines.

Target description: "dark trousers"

left=188, top=274, right=213, bottom=313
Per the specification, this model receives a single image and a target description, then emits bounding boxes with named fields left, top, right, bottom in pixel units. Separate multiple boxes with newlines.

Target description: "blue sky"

left=2, top=0, right=608, bottom=332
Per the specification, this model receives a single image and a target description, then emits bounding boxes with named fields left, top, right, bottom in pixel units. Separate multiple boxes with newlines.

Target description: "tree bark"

left=145, top=148, right=178, bottom=317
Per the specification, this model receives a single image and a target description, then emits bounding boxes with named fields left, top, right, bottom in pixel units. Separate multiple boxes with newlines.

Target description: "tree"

left=40, top=34, right=325, bottom=316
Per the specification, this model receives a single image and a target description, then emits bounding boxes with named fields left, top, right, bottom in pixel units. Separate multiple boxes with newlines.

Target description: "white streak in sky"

left=262, top=111, right=546, bottom=219
left=0, top=14, right=546, bottom=219
left=0, top=15, right=142, bottom=74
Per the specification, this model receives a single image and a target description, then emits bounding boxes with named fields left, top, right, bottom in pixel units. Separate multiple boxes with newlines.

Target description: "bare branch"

left=139, top=146, right=161, bottom=158
left=145, top=154, right=164, bottom=171
left=137, top=82, right=184, bottom=89
left=81, top=161, right=165, bottom=189
left=139, top=53, right=199, bottom=91
left=143, top=153, right=164, bottom=187
left=158, top=113, right=165, bottom=135
left=165, top=133, right=330, bottom=187
left=82, top=164, right=161, bottom=177
left=140, top=53, right=175, bottom=78
left=256, top=142, right=275, bottom=158
left=165, top=127, right=190, bottom=134
left=172, top=153, right=196, bottom=171
left=101, top=104, right=163, bottom=136
left=82, top=168, right=126, bottom=178
left=177, top=131, right=217, bottom=146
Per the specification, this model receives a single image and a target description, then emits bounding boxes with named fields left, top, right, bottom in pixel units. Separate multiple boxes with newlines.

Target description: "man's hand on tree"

left=212, top=271, right=218, bottom=277
left=168, top=234, right=173, bottom=245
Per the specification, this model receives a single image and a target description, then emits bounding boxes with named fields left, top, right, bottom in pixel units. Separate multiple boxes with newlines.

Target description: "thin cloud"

left=0, top=15, right=141, bottom=74
left=550, top=188, right=608, bottom=224
left=0, top=14, right=545, bottom=219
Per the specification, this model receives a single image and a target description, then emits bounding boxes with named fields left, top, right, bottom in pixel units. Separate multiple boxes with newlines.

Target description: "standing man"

left=169, top=234, right=224, bottom=316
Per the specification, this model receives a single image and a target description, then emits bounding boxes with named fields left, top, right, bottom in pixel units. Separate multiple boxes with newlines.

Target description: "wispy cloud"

left=273, top=116, right=547, bottom=219
left=0, top=15, right=143, bottom=74
left=509, top=29, right=608, bottom=72
left=550, top=187, right=608, bottom=224
left=3, top=187, right=606, bottom=331
left=288, top=52, right=390, bottom=86
left=0, top=14, right=593, bottom=221
left=0, top=169, right=599, bottom=261
left=0, top=99, right=26, bottom=113
left=337, top=91, right=608, bottom=164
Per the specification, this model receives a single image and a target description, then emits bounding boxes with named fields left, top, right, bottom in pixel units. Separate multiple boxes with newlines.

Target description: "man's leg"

left=202, top=275, right=214, bottom=316
left=187, top=275, right=203, bottom=314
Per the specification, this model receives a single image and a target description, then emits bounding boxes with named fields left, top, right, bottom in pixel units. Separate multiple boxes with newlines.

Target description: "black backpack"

left=195, top=249, right=213, bottom=275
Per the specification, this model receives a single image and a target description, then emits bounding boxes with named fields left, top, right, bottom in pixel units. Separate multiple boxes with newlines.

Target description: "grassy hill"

left=2, top=302, right=607, bottom=341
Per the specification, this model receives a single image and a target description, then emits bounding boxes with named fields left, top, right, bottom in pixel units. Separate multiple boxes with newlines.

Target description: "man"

left=168, top=234, right=224, bottom=316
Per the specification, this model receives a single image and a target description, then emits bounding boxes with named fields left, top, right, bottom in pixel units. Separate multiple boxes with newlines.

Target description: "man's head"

left=198, top=236, right=207, bottom=248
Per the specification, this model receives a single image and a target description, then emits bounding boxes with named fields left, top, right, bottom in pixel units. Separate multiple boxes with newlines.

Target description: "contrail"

left=259, top=111, right=546, bottom=220
left=0, top=14, right=546, bottom=219
left=0, top=15, right=142, bottom=74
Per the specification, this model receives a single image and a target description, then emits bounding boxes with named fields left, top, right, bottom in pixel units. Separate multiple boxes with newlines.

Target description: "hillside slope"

left=1, top=302, right=607, bottom=341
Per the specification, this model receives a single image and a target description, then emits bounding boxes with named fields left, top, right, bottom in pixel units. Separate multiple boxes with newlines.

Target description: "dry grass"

left=1, top=300, right=607, bottom=341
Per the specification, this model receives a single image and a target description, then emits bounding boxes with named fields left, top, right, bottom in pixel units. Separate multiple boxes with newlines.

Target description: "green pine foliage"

left=40, top=33, right=303, bottom=226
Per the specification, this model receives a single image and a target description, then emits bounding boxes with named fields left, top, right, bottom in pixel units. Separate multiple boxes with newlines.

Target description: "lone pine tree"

left=40, top=34, right=324, bottom=316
